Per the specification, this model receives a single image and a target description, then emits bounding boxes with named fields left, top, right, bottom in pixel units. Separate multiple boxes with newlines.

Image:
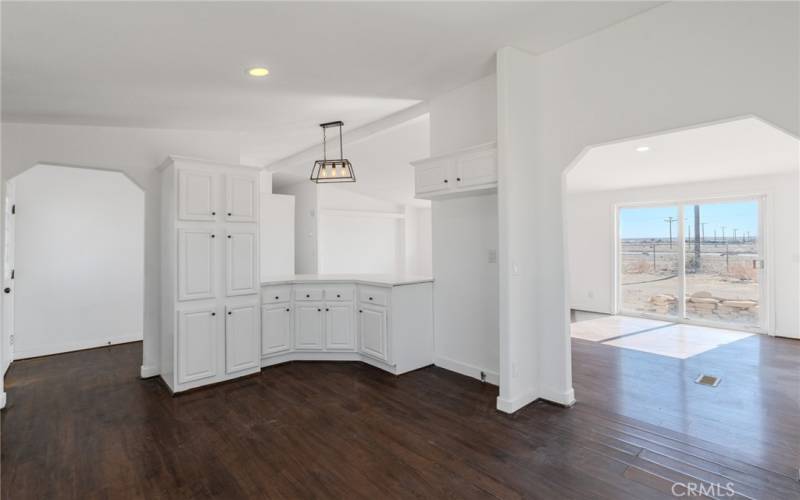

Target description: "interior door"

left=225, top=302, right=260, bottom=374
left=178, top=307, right=217, bottom=383
left=3, top=180, right=15, bottom=368
left=261, top=303, right=292, bottom=356
left=226, top=228, right=258, bottom=296
left=226, top=174, right=257, bottom=222
left=294, top=303, right=324, bottom=349
left=325, top=302, right=355, bottom=350
left=178, top=228, right=216, bottom=301
left=683, top=199, right=763, bottom=330
left=358, top=305, right=387, bottom=361
left=178, top=169, right=216, bottom=221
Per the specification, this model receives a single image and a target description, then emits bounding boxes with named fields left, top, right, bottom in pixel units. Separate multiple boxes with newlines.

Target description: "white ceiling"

left=566, top=117, right=800, bottom=192
left=1, top=1, right=661, bottom=165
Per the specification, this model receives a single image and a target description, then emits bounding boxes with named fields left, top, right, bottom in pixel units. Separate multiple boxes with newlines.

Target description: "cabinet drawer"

left=324, top=286, right=354, bottom=301
left=262, top=285, right=292, bottom=304
left=359, top=287, right=389, bottom=306
left=295, top=288, right=324, bottom=301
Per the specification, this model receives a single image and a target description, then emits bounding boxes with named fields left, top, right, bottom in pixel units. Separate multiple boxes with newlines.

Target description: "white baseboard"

left=140, top=364, right=159, bottom=378
left=13, top=333, right=143, bottom=360
left=496, top=389, right=538, bottom=414
left=539, top=386, right=576, bottom=407
left=434, top=355, right=499, bottom=385
left=0, top=392, right=6, bottom=409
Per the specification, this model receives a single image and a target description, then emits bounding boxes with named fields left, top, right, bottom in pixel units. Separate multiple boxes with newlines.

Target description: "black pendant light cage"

left=310, top=121, right=356, bottom=183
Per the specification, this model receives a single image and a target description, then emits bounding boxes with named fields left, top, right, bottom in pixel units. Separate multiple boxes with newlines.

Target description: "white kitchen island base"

left=260, top=276, right=434, bottom=376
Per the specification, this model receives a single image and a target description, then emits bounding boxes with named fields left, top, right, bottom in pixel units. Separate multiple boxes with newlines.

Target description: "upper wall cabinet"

left=226, top=174, right=258, bottom=222
left=178, top=169, right=217, bottom=221
left=412, top=142, right=496, bottom=200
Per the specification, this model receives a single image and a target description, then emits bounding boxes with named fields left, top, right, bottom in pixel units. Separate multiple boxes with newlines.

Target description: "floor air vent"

left=695, top=374, right=721, bottom=387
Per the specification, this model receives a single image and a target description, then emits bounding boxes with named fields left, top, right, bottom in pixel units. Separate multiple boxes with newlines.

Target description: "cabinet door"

left=225, top=303, right=260, bottom=374
left=178, top=308, right=217, bottom=383
left=226, top=174, right=258, bottom=222
left=326, top=302, right=355, bottom=350
left=178, top=169, right=216, bottom=221
left=456, top=149, right=496, bottom=187
left=414, top=159, right=453, bottom=195
left=359, top=305, right=388, bottom=361
left=226, top=228, right=258, bottom=296
left=261, top=304, right=292, bottom=356
left=294, top=303, right=324, bottom=350
left=178, top=228, right=216, bottom=301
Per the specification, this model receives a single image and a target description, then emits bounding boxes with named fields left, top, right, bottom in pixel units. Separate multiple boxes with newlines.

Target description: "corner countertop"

left=261, top=274, right=434, bottom=287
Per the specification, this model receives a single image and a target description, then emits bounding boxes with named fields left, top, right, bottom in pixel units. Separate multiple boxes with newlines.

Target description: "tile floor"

left=570, top=313, right=754, bottom=359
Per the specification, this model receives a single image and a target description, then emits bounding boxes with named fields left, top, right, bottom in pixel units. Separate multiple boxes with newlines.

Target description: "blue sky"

left=619, top=201, right=758, bottom=240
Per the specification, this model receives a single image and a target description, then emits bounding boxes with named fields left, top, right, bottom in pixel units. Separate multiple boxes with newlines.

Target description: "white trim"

left=0, top=392, right=6, bottom=410
left=538, top=386, right=576, bottom=407
left=434, top=355, right=499, bottom=385
left=13, top=333, right=143, bottom=360
left=496, top=389, right=537, bottom=414
left=140, top=364, right=159, bottom=378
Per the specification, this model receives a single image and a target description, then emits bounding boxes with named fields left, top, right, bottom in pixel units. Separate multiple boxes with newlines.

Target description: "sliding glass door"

left=618, top=197, right=765, bottom=331
left=683, top=200, right=762, bottom=329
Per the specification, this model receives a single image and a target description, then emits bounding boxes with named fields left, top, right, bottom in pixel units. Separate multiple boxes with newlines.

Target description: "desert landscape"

left=620, top=238, right=759, bottom=325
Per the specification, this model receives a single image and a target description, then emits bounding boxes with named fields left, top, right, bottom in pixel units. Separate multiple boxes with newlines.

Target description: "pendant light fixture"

left=310, top=121, right=355, bottom=183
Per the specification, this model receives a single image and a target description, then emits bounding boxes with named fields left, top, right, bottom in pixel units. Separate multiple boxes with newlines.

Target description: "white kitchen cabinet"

left=412, top=142, right=496, bottom=200
left=414, top=158, right=453, bottom=195
left=178, top=169, right=216, bottom=221
left=226, top=174, right=258, bottom=222
left=456, top=148, right=497, bottom=187
left=178, top=228, right=216, bottom=301
left=261, top=303, right=292, bottom=356
left=226, top=228, right=258, bottom=296
left=161, top=157, right=261, bottom=393
left=177, top=307, right=217, bottom=384
left=294, top=303, right=325, bottom=349
left=225, top=302, right=260, bottom=374
left=359, top=304, right=388, bottom=361
left=326, top=302, right=355, bottom=350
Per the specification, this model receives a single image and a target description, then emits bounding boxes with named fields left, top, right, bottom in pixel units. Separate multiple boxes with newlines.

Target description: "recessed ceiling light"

left=247, top=67, right=270, bottom=77
left=636, top=146, right=651, bottom=152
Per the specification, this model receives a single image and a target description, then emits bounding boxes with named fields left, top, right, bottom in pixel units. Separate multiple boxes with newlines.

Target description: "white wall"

left=496, top=1, right=798, bottom=412
left=260, top=194, right=295, bottom=280
left=432, top=194, right=499, bottom=382
left=273, top=181, right=318, bottom=274
left=428, top=76, right=499, bottom=383
left=566, top=173, right=800, bottom=338
left=404, top=206, right=433, bottom=276
left=0, top=122, right=241, bottom=378
left=13, top=165, right=144, bottom=357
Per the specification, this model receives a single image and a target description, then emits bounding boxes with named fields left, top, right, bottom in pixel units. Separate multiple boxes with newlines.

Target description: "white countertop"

left=261, top=274, right=434, bottom=287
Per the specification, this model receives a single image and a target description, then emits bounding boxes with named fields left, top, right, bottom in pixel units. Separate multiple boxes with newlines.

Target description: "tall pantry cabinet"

left=159, top=157, right=261, bottom=392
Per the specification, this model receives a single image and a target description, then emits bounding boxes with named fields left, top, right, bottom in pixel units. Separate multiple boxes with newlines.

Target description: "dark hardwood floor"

left=2, top=334, right=799, bottom=499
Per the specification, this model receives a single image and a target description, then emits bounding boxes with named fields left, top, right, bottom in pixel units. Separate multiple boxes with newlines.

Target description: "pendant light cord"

left=322, top=126, right=327, bottom=162
left=339, top=123, right=344, bottom=161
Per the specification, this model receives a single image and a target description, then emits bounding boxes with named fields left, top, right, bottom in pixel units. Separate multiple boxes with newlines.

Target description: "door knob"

left=4, top=287, right=10, bottom=294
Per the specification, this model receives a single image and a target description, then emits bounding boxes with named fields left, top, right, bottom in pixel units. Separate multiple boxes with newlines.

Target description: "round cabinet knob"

left=369, top=297, right=373, bottom=301
left=336, top=294, right=341, bottom=298
left=227, top=311, right=232, bottom=315
left=211, top=211, right=216, bottom=216
left=3, top=287, right=10, bottom=294
left=227, top=235, right=231, bottom=239
left=306, top=294, right=310, bottom=298
left=227, top=212, right=232, bottom=216
left=211, top=312, right=216, bottom=316
left=359, top=310, right=363, bottom=313
left=317, top=308, right=321, bottom=312
left=325, top=308, right=329, bottom=312
left=456, top=177, right=461, bottom=182
left=275, top=296, right=279, bottom=300
left=211, top=234, right=215, bottom=238
left=285, top=308, right=290, bottom=312
left=443, top=179, right=448, bottom=183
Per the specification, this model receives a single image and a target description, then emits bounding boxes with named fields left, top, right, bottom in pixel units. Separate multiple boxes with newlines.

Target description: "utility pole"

left=714, top=229, right=717, bottom=243
left=733, top=228, right=738, bottom=243
left=721, top=226, right=727, bottom=243
left=700, top=222, right=708, bottom=242
left=664, top=217, right=677, bottom=248
left=693, top=205, right=701, bottom=271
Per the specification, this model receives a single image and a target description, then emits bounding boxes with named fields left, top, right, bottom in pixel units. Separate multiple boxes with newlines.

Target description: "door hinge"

left=9, top=334, right=14, bottom=346
left=10, top=269, right=14, bottom=280
left=11, top=204, right=15, bottom=215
